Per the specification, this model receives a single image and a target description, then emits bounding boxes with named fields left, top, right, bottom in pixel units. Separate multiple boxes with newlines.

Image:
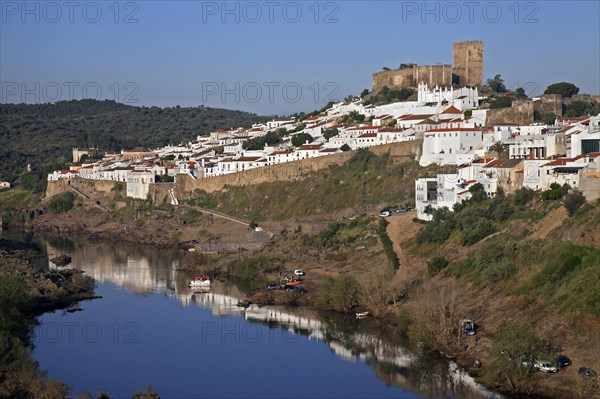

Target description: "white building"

left=126, top=170, right=154, bottom=199
left=420, top=128, right=483, bottom=166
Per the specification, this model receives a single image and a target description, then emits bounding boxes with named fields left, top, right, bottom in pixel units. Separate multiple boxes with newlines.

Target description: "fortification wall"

left=46, top=179, right=119, bottom=201
left=486, top=100, right=534, bottom=126
left=535, top=94, right=563, bottom=117
left=47, top=141, right=421, bottom=205
left=414, top=65, right=452, bottom=87
left=453, top=41, right=484, bottom=87
left=171, top=140, right=422, bottom=198
left=372, top=69, right=415, bottom=92
left=580, top=174, right=600, bottom=201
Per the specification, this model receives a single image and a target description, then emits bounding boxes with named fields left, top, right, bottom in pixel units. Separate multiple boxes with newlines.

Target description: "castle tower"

left=452, top=41, right=484, bottom=87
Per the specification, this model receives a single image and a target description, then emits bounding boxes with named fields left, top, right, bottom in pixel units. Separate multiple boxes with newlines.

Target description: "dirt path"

left=527, top=205, right=568, bottom=240
left=386, top=212, right=423, bottom=282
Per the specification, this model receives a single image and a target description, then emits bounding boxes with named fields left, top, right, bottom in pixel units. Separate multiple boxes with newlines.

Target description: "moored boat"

left=189, top=275, right=211, bottom=288
left=355, top=311, right=369, bottom=319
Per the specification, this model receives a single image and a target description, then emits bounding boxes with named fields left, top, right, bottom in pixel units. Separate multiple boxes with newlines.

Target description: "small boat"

left=267, top=283, right=278, bottom=290
left=189, top=275, right=211, bottom=288
left=355, top=311, right=370, bottom=319
left=285, top=280, right=301, bottom=286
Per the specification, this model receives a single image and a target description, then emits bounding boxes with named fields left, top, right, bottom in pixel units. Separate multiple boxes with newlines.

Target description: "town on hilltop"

left=46, top=41, right=600, bottom=220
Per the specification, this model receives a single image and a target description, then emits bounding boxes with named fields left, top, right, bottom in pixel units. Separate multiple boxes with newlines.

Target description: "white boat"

left=189, top=276, right=211, bottom=288
left=356, top=311, right=370, bottom=319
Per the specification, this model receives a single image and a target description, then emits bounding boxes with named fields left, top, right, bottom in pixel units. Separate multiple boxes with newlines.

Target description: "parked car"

left=521, top=355, right=534, bottom=367
left=555, top=355, right=571, bottom=368
left=294, top=269, right=305, bottom=276
left=534, top=360, right=558, bottom=373
left=461, top=319, right=476, bottom=336
left=379, top=208, right=391, bottom=217
left=578, top=367, right=598, bottom=378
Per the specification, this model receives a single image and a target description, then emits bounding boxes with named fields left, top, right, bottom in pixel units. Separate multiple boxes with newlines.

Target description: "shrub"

left=461, top=218, right=495, bottom=246
left=47, top=192, right=74, bottom=213
left=317, top=275, right=359, bottom=311
left=486, top=261, right=518, bottom=283
left=541, top=183, right=569, bottom=201
left=563, top=190, right=586, bottom=216
left=427, top=256, right=449, bottom=276
left=378, top=218, right=399, bottom=270
left=513, top=187, right=534, bottom=206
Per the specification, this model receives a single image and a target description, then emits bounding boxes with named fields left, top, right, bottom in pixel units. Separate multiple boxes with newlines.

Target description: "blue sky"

left=1, top=0, right=599, bottom=115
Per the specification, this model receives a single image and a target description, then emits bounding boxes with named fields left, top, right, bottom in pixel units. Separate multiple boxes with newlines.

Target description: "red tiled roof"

left=298, top=144, right=322, bottom=150
left=346, top=125, right=378, bottom=131
left=358, top=133, right=377, bottom=138
left=483, top=159, right=503, bottom=168
left=399, top=114, right=434, bottom=121
left=441, top=106, right=462, bottom=114
left=426, top=128, right=481, bottom=133
left=237, top=157, right=263, bottom=162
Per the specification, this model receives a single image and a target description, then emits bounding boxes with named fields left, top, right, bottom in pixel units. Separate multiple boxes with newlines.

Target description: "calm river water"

left=5, top=231, right=502, bottom=398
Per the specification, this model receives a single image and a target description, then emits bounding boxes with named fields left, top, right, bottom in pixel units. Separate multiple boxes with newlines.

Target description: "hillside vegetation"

left=0, top=100, right=269, bottom=191
left=186, top=149, right=454, bottom=221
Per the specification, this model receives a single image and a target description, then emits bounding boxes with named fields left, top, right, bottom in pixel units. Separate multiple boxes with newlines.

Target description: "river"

left=4, top=231, right=502, bottom=398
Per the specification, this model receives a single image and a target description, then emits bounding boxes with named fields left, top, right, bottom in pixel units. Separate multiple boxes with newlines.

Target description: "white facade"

left=420, top=128, right=483, bottom=166
left=126, top=171, right=154, bottom=199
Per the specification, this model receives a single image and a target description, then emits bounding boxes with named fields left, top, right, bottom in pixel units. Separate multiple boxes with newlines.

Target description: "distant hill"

left=0, top=100, right=270, bottom=191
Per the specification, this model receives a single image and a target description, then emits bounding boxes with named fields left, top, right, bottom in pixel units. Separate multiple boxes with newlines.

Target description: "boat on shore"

left=189, top=275, right=211, bottom=288
left=356, top=311, right=370, bottom=319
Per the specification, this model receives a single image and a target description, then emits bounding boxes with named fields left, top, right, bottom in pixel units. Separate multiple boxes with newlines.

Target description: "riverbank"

left=0, top=242, right=97, bottom=398
left=7, top=196, right=600, bottom=399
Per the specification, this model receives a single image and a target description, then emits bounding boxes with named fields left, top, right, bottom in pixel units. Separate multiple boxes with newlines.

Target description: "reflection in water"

left=41, top=237, right=501, bottom=399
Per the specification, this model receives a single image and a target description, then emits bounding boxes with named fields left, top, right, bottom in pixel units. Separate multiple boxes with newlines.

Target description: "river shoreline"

left=5, top=211, right=596, bottom=399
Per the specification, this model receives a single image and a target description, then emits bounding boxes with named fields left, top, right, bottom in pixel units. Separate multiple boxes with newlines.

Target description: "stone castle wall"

left=535, top=94, right=563, bottom=117
left=47, top=141, right=422, bottom=205
left=46, top=178, right=119, bottom=201
left=486, top=100, right=534, bottom=126
left=453, top=41, right=484, bottom=87
left=166, top=140, right=422, bottom=202
left=372, top=41, right=483, bottom=92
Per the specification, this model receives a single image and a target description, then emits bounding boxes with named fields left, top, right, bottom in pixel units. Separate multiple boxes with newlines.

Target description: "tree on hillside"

left=323, top=128, right=339, bottom=140
left=565, top=100, right=600, bottom=117
left=486, top=74, right=507, bottom=93
left=340, top=144, right=351, bottom=152
left=563, top=190, right=586, bottom=216
left=360, top=89, right=370, bottom=98
left=382, top=67, right=391, bottom=71
left=291, top=133, right=314, bottom=147
left=489, top=97, right=513, bottom=109
left=544, top=82, right=579, bottom=98
left=515, top=87, right=528, bottom=100
left=469, top=183, right=487, bottom=202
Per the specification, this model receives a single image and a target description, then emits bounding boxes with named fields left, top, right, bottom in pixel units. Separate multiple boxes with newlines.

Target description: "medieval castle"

left=372, top=41, right=484, bottom=92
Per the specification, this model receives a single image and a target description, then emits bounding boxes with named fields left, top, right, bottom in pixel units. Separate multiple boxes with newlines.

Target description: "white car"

left=534, top=360, right=558, bottom=373
left=294, top=269, right=305, bottom=276
left=379, top=209, right=391, bottom=217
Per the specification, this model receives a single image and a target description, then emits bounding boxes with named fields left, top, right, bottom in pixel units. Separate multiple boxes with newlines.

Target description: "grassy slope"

left=187, top=149, right=454, bottom=221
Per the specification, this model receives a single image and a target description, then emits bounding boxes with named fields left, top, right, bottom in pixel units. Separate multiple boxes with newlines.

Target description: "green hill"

left=0, top=100, right=270, bottom=191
